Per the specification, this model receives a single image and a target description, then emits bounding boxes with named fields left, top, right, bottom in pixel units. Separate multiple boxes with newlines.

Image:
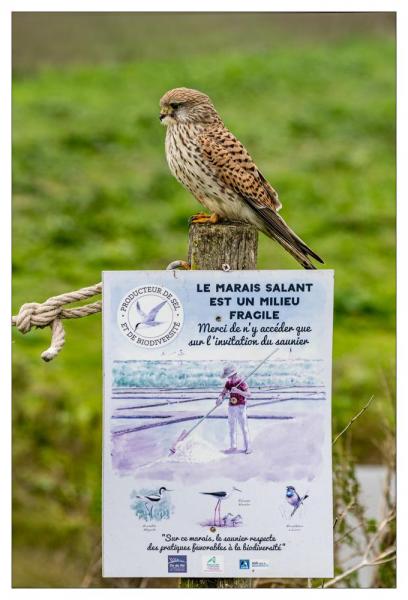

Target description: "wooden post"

left=181, top=221, right=258, bottom=589
left=188, top=222, right=258, bottom=270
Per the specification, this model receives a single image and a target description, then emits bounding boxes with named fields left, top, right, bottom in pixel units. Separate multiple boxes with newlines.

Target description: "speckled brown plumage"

left=160, top=87, right=323, bottom=269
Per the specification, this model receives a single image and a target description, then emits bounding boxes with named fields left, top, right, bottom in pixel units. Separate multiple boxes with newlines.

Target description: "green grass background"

left=12, top=13, right=395, bottom=587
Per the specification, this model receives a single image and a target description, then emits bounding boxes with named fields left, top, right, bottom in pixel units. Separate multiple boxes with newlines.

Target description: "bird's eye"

left=170, top=102, right=181, bottom=110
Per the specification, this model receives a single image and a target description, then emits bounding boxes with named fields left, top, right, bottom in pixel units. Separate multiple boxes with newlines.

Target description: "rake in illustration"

left=168, top=348, right=280, bottom=456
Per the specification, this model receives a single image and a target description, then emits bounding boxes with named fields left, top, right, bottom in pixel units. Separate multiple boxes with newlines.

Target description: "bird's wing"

left=199, top=128, right=281, bottom=211
left=199, top=130, right=323, bottom=269
left=136, top=300, right=146, bottom=319
left=147, top=300, right=167, bottom=321
left=146, top=321, right=165, bottom=328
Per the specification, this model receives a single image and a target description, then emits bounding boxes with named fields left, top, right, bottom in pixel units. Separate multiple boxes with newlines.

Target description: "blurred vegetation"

left=12, top=13, right=395, bottom=587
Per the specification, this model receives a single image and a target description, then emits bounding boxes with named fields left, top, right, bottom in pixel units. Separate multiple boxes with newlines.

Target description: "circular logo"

left=118, top=285, right=184, bottom=348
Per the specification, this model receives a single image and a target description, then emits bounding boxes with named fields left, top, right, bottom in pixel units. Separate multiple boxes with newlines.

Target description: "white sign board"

left=103, top=270, right=334, bottom=578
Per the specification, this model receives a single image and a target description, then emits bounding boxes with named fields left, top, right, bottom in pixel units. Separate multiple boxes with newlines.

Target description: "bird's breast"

left=165, top=125, right=200, bottom=183
left=165, top=125, right=238, bottom=217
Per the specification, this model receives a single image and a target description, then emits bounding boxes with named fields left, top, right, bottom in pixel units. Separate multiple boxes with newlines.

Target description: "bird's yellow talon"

left=191, top=216, right=211, bottom=224
left=190, top=213, right=220, bottom=225
left=189, top=212, right=209, bottom=224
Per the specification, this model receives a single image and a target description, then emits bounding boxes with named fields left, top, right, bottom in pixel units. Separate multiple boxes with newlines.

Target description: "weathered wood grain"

left=188, top=222, right=258, bottom=270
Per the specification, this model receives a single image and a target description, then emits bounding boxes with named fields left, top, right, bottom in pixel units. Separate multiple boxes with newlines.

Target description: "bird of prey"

left=285, top=485, right=309, bottom=517
left=160, top=87, right=323, bottom=269
left=134, top=299, right=167, bottom=331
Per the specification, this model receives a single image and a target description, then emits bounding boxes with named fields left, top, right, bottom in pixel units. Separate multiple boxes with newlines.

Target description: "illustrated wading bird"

left=135, top=486, right=172, bottom=519
left=221, top=512, right=234, bottom=527
left=160, top=87, right=324, bottom=269
left=201, top=486, right=242, bottom=527
left=232, top=514, right=243, bottom=527
left=285, top=485, right=309, bottom=517
left=134, top=300, right=167, bottom=331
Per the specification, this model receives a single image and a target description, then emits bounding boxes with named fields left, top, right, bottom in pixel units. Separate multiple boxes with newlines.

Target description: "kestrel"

left=160, top=87, right=323, bottom=269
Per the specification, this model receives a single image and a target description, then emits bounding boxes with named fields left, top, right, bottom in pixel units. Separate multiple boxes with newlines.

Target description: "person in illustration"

left=216, top=364, right=252, bottom=454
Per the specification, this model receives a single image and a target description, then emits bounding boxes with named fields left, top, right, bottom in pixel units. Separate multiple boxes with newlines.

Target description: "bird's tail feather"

left=268, top=230, right=317, bottom=270
left=245, top=197, right=324, bottom=269
left=261, top=212, right=323, bottom=269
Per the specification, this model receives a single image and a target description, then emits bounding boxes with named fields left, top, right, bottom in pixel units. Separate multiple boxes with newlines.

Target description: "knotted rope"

left=12, top=283, right=102, bottom=362
left=12, top=260, right=190, bottom=362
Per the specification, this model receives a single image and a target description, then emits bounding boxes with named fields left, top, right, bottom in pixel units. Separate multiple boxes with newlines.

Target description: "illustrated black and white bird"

left=135, top=486, right=172, bottom=518
left=134, top=300, right=167, bottom=331
left=201, top=486, right=242, bottom=526
left=286, top=485, right=309, bottom=517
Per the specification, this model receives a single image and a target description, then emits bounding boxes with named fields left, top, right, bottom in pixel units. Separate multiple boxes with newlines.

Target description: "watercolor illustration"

left=130, top=486, right=173, bottom=522
left=285, top=485, right=309, bottom=517
left=110, top=355, right=327, bottom=484
left=279, top=485, right=310, bottom=522
left=103, top=270, right=334, bottom=578
left=199, top=486, right=243, bottom=528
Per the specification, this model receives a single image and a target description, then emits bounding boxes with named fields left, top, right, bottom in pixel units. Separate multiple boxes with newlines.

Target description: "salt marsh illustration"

left=111, top=358, right=327, bottom=483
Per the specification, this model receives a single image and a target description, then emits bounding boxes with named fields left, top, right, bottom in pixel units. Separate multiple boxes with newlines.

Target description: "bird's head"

left=159, top=87, right=221, bottom=126
left=286, top=486, right=295, bottom=495
left=159, top=486, right=172, bottom=494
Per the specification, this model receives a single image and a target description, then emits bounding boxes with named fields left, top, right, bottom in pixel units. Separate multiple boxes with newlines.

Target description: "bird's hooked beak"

left=159, top=105, right=175, bottom=125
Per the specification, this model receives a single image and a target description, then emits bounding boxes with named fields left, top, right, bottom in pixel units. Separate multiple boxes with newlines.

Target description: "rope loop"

left=14, top=302, right=42, bottom=333
left=12, top=283, right=102, bottom=362
left=12, top=259, right=236, bottom=362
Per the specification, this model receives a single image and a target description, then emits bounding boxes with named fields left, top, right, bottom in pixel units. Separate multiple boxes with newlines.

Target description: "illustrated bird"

left=201, top=486, right=242, bottom=527
left=285, top=485, right=309, bottom=517
left=231, top=514, right=243, bottom=527
left=134, top=299, right=167, bottom=331
left=221, top=512, right=234, bottom=527
left=160, top=87, right=323, bottom=269
left=135, top=486, right=172, bottom=519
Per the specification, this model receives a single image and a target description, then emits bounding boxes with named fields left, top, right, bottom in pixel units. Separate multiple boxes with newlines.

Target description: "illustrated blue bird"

left=286, top=485, right=309, bottom=517
left=134, top=300, right=167, bottom=331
